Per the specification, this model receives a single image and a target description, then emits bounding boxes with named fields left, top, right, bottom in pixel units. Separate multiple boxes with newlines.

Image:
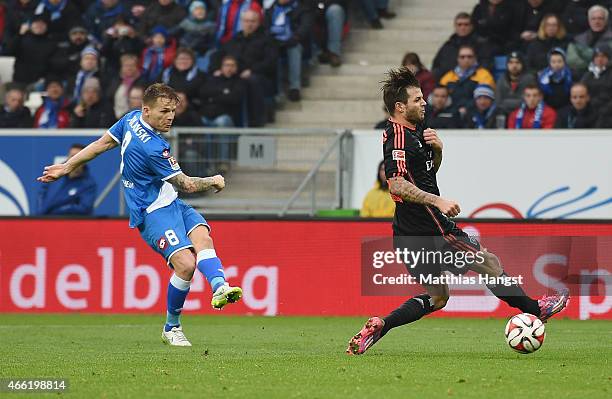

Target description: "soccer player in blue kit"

left=38, top=84, right=242, bottom=347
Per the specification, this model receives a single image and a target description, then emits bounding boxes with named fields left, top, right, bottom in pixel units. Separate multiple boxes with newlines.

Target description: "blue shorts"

left=138, top=199, right=209, bottom=265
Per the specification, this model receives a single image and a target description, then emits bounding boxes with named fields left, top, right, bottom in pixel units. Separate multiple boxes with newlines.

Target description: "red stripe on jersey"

left=444, top=234, right=478, bottom=254
left=448, top=234, right=479, bottom=253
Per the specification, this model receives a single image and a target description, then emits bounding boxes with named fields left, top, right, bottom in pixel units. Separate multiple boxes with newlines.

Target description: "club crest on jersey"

left=392, top=150, right=405, bottom=161
left=157, top=237, right=167, bottom=249
left=162, top=149, right=170, bottom=158
left=168, top=156, right=180, bottom=170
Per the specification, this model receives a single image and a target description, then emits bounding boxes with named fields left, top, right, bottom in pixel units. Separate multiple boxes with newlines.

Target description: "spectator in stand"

left=496, top=51, right=536, bottom=115
left=33, top=77, right=71, bottom=128
left=555, top=82, right=597, bottom=128
left=266, top=0, right=314, bottom=102
left=567, top=5, right=612, bottom=76
left=170, top=1, right=216, bottom=56
left=0, top=86, right=33, bottom=127
left=508, top=84, right=556, bottom=129
left=517, top=0, right=565, bottom=46
left=3, top=0, right=37, bottom=49
left=138, top=0, right=187, bottom=38
left=431, top=12, right=493, bottom=81
left=200, top=55, right=246, bottom=127
left=360, top=160, right=395, bottom=218
left=100, top=18, right=144, bottom=78
left=402, top=52, right=434, bottom=101
left=106, top=53, right=146, bottom=119
left=315, top=0, right=347, bottom=67
left=66, top=46, right=102, bottom=106
left=140, top=26, right=177, bottom=84
left=439, top=44, right=495, bottom=116
left=526, top=14, right=568, bottom=73
left=216, top=0, right=263, bottom=45
left=173, top=91, right=202, bottom=126
left=6, top=13, right=55, bottom=87
left=215, top=9, right=278, bottom=126
left=159, top=47, right=206, bottom=104
left=83, top=0, right=127, bottom=42
left=471, top=0, right=522, bottom=57
left=127, top=84, right=145, bottom=111
left=358, top=0, right=396, bottom=30
left=423, top=85, right=462, bottom=129
left=49, top=26, right=92, bottom=81
left=38, top=143, right=97, bottom=216
left=463, top=84, right=505, bottom=129
left=538, top=47, right=572, bottom=110
left=581, top=45, right=612, bottom=114
left=32, top=0, right=81, bottom=42
left=70, top=77, right=116, bottom=128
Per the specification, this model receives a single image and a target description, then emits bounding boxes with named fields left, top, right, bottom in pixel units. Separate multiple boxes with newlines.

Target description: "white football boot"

left=162, top=326, right=192, bottom=347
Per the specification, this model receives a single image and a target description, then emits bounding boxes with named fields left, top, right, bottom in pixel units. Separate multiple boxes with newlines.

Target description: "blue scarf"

left=538, top=66, right=572, bottom=96
left=142, top=46, right=166, bottom=82
left=515, top=101, right=544, bottom=129
left=36, top=0, right=67, bottom=21
left=38, top=97, right=64, bottom=128
left=270, top=1, right=297, bottom=42
left=97, top=0, right=124, bottom=19
left=162, top=65, right=198, bottom=84
left=453, top=63, right=478, bottom=82
left=72, top=70, right=96, bottom=103
left=216, top=0, right=253, bottom=44
left=472, top=104, right=496, bottom=129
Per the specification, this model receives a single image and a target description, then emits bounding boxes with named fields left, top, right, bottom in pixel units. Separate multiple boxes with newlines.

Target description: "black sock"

left=381, top=294, right=434, bottom=336
left=486, top=272, right=540, bottom=316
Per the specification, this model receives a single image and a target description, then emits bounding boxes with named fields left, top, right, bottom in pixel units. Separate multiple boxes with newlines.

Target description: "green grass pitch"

left=0, top=314, right=609, bottom=398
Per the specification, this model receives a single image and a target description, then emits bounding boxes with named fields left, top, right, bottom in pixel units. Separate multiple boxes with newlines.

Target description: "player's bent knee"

left=169, top=250, right=196, bottom=278
left=482, top=251, right=503, bottom=276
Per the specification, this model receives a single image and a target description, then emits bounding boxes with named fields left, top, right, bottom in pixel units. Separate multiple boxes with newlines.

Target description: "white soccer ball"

left=504, top=313, right=546, bottom=354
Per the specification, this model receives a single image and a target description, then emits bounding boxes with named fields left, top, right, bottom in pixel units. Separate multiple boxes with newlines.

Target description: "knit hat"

left=473, top=84, right=495, bottom=100
left=189, top=0, right=207, bottom=13
left=80, top=46, right=99, bottom=58
left=69, top=25, right=88, bottom=35
left=547, top=47, right=566, bottom=61
left=507, top=50, right=525, bottom=65
left=593, top=45, right=612, bottom=58
left=150, top=25, right=169, bottom=39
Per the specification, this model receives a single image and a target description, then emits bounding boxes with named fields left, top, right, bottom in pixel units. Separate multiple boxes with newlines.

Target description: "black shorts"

left=393, top=226, right=482, bottom=280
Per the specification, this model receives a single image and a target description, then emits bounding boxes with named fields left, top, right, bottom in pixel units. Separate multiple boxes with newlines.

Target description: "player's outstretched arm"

left=37, top=132, right=119, bottom=183
left=167, top=173, right=225, bottom=194
left=388, top=176, right=460, bottom=217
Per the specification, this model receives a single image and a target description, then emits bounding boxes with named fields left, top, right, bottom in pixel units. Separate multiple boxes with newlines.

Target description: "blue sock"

left=196, top=249, right=226, bottom=292
left=165, top=274, right=190, bottom=332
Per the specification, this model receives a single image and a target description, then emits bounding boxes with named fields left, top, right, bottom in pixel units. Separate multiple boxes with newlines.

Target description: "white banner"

left=351, top=130, right=612, bottom=219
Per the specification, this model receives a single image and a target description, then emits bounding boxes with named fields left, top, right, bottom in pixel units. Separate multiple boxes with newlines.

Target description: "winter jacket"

left=0, top=106, right=33, bottom=128
left=69, top=100, right=116, bottom=128
left=38, top=166, right=97, bottom=215
left=265, top=0, right=314, bottom=48
left=525, top=37, right=569, bottom=72
left=554, top=104, right=598, bottom=128
left=431, top=32, right=494, bottom=80
left=213, top=27, right=278, bottom=79
left=6, top=32, right=55, bottom=85
left=424, top=104, right=462, bottom=129
left=199, top=74, right=246, bottom=121
left=495, top=72, right=536, bottom=114
left=567, top=28, right=612, bottom=74
left=439, top=66, right=496, bottom=111
left=138, top=2, right=187, bottom=37
left=580, top=66, right=612, bottom=112
left=508, top=103, right=557, bottom=129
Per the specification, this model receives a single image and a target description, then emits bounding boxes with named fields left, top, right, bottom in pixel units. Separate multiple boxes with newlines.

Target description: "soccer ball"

left=504, top=313, right=546, bottom=354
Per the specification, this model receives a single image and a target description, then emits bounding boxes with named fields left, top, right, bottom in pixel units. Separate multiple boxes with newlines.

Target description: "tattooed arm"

left=167, top=173, right=225, bottom=194
left=388, top=176, right=460, bottom=217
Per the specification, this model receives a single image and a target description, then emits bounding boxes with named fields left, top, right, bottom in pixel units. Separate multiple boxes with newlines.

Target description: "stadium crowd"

left=0, top=0, right=402, bottom=129
left=411, top=0, right=612, bottom=129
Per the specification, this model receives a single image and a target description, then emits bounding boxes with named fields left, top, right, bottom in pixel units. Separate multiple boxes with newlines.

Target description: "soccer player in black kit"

left=346, top=68, right=569, bottom=355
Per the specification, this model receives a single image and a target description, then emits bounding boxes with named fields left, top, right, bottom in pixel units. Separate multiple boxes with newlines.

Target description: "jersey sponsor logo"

left=168, top=156, right=180, bottom=170
left=426, top=160, right=434, bottom=171
left=157, top=237, right=167, bottom=250
left=162, top=149, right=170, bottom=158
left=392, top=150, right=405, bottom=161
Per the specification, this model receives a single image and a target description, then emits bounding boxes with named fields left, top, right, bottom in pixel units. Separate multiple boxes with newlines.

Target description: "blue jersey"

left=107, top=110, right=181, bottom=228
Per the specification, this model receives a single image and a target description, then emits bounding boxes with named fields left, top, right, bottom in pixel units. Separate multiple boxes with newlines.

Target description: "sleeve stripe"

left=161, top=171, right=182, bottom=181
left=106, top=130, right=120, bottom=143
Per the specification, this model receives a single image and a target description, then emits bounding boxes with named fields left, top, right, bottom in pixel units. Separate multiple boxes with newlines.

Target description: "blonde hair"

left=538, top=14, right=566, bottom=40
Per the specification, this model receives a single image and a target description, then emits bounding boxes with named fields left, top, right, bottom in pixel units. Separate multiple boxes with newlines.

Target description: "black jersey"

left=383, top=119, right=456, bottom=236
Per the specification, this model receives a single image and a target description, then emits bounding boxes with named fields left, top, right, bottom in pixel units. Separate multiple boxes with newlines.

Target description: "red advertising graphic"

left=0, top=219, right=610, bottom=319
